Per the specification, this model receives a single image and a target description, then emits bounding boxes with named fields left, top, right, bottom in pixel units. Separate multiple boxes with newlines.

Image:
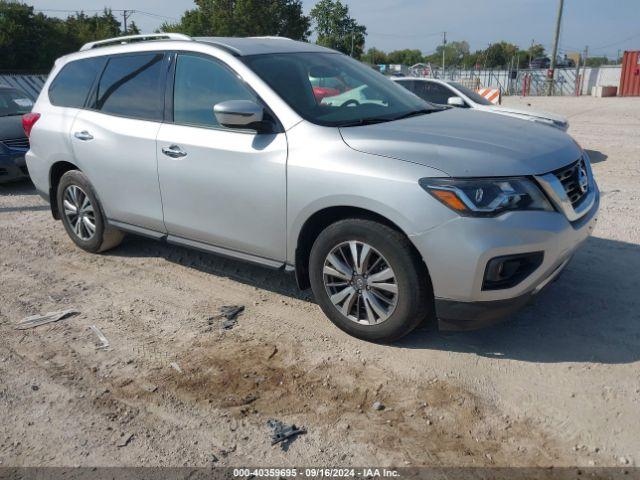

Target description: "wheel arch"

left=49, top=160, right=80, bottom=219
left=293, top=205, right=431, bottom=292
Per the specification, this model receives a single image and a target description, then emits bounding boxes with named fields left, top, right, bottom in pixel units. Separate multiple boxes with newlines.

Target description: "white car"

left=393, top=77, right=569, bottom=131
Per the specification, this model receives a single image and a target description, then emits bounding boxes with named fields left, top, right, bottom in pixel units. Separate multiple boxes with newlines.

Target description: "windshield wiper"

left=0, top=113, right=25, bottom=117
left=337, top=117, right=395, bottom=127
left=337, top=107, right=445, bottom=128
left=390, top=108, right=443, bottom=121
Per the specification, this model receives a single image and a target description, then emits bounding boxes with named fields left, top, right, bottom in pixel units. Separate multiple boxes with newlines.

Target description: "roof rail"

left=249, top=36, right=293, bottom=40
left=80, top=33, right=192, bottom=51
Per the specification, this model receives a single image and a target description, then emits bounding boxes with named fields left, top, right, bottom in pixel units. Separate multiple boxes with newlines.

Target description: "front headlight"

left=419, top=177, right=554, bottom=217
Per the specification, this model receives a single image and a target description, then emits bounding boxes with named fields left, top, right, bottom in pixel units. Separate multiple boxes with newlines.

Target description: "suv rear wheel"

left=57, top=170, right=123, bottom=253
left=309, top=218, right=432, bottom=342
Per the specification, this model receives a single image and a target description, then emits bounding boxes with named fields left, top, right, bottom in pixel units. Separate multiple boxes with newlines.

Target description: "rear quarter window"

left=48, top=57, right=106, bottom=108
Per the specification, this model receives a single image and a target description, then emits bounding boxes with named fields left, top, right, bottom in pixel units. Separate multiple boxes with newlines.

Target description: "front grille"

left=552, top=157, right=589, bottom=207
left=2, top=137, right=30, bottom=149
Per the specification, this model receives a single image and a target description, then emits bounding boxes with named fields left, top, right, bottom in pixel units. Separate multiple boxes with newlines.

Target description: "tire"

left=57, top=170, right=123, bottom=253
left=309, top=218, right=432, bottom=342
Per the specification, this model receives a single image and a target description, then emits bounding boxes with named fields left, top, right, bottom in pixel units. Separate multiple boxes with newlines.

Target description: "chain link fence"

left=415, top=65, right=621, bottom=97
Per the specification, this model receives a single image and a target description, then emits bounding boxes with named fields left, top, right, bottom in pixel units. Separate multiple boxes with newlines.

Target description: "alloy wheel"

left=322, top=240, right=398, bottom=325
left=63, top=185, right=96, bottom=241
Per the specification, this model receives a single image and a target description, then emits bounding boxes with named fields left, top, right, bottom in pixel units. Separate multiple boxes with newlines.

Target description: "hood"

left=0, top=115, right=26, bottom=141
left=339, top=108, right=580, bottom=177
left=479, top=104, right=568, bottom=125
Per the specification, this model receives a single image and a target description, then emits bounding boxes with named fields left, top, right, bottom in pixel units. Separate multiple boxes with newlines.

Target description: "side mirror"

left=213, top=100, right=264, bottom=130
left=447, top=96, right=465, bottom=107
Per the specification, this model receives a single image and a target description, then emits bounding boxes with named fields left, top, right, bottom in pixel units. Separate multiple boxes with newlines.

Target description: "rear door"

left=156, top=52, right=287, bottom=262
left=70, top=52, right=168, bottom=232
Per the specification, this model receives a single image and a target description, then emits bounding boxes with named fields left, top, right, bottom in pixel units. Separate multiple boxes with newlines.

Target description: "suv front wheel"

left=57, top=170, right=123, bottom=253
left=309, top=218, right=432, bottom=342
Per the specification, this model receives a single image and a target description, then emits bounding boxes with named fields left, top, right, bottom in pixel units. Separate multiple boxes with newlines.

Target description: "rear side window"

left=95, top=53, right=165, bottom=121
left=173, top=53, right=256, bottom=129
left=48, top=57, right=105, bottom=108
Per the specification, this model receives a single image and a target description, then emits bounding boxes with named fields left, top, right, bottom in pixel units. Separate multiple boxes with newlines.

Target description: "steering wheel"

left=339, top=99, right=360, bottom=108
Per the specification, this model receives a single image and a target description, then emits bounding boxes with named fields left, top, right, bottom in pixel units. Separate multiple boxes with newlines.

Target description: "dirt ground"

left=1, top=96, right=639, bottom=468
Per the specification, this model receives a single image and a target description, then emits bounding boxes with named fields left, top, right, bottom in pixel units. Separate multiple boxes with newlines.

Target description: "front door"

left=157, top=53, right=287, bottom=262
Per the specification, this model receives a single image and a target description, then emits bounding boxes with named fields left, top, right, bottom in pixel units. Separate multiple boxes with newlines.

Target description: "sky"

left=26, top=0, right=640, bottom=58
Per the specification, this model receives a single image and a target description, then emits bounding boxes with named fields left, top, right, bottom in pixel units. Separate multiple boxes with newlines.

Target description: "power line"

left=129, top=10, right=179, bottom=21
left=367, top=31, right=443, bottom=39
left=590, top=32, right=640, bottom=51
left=35, top=9, right=105, bottom=13
left=34, top=8, right=177, bottom=21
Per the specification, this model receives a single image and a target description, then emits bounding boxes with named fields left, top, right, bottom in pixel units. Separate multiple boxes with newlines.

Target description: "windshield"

left=0, top=89, right=33, bottom=117
left=449, top=82, right=493, bottom=106
left=243, top=52, right=439, bottom=127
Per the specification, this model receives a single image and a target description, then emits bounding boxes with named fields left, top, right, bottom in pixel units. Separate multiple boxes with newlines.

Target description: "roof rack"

left=248, top=36, right=293, bottom=40
left=80, top=33, right=192, bottom=51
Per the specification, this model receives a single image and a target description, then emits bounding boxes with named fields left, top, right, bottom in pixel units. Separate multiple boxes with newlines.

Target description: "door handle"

left=74, top=130, right=93, bottom=141
left=161, top=145, right=187, bottom=158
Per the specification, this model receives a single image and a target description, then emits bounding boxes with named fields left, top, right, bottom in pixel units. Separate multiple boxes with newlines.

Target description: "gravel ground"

left=0, top=96, right=639, bottom=468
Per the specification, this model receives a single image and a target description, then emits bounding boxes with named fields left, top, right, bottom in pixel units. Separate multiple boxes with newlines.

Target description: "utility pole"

left=122, top=9, right=132, bottom=34
left=442, top=31, right=447, bottom=79
left=528, top=39, right=535, bottom=68
left=579, top=45, right=588, bottom=95
left=350, top=31, right=354, bottom=57
left=547, top=0, right=565, bottom=95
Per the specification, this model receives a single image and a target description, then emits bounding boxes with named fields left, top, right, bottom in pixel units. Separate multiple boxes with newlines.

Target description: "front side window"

left=449, top=82, right=493, bottom=105
left=412, top=82, right=455, bottom=105
left=0, top=89, right=33, bottom=117
left=48, top=57, right=106, bottom=108
left=243, top=52, right=439, bottom=127
left=173, top=53, right=257, bottom=129
left=96, top=53, right=165, bottom=121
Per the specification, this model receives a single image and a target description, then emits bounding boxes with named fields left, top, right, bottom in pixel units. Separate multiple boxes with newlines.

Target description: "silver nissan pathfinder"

left=25, top=34, right=599, bottom=342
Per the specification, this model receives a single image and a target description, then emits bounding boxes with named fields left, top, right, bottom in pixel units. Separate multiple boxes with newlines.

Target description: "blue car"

left=0, top=85, right=33, bottom=183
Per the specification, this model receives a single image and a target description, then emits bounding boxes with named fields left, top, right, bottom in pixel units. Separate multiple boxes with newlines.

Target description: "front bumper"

left=410, top=183, right=599, bottom=329
left=0, top=151, right=29, bottom=183
left=436, top=255, right=570, bottom=330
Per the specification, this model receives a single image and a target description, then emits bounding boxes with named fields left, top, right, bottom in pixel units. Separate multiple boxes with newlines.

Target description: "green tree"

left=361, top=47, right=388, bottom=65
left=387, top=49, right=423, bottom=66
left=520, top=43, right=546, bottom=68
left=160, top=0, right=310, bottom=40
left=434, top=40, right=470, bottom=67
left=126, top=20, right=141, bottom=35
left=482, top=41, right=519, bottom=68
left=0, top=2, right=68, bottom=70
left=585, top=56, right=610, bottom=67
left=0, top=3, right=132, bottom=71
left=63, top=9, right=122, bottom=47
left=310, top=0, right=366, bottom=58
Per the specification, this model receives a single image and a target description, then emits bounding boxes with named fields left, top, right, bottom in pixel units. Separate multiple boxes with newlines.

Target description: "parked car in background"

left=530, top=57, right=551, bottom=69
left=556, top=56, right=576, bottom=68
left=393, top=77, right=569, bottom=130
left=309, top=69, right=355, bottom=102
left=26, top=34, right=598, bottom=342
left=0, top=86, right=33, bottom=182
